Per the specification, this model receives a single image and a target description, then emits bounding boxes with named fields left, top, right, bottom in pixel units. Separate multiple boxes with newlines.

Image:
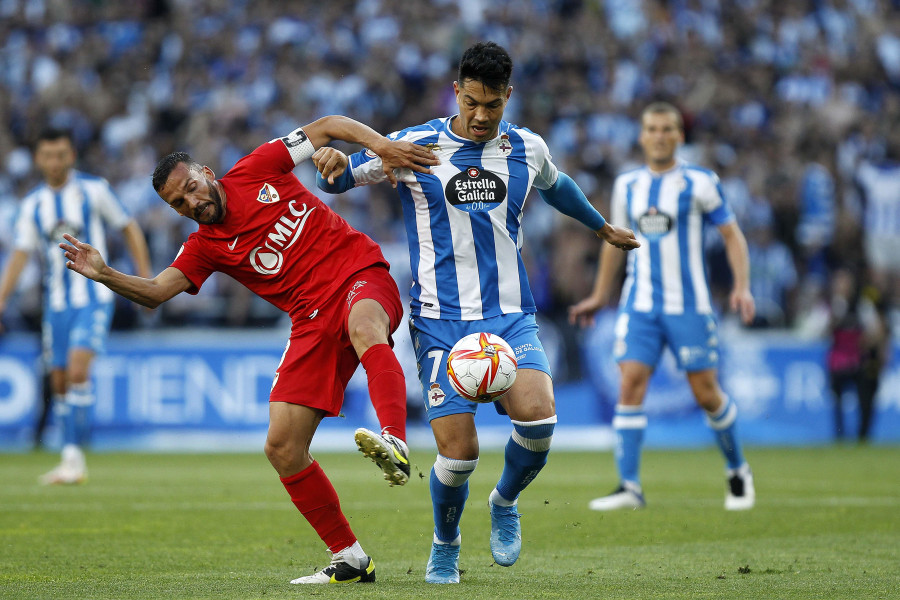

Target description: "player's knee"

left=264, top=435, right=309, bottom=475
left=348, top=319, right=388, bottom=352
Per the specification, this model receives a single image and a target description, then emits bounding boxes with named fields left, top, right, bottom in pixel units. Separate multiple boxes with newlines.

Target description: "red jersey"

left=170, top=137, right=388, bottom=316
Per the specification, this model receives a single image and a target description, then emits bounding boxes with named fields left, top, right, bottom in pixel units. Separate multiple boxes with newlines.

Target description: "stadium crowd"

left=1, top=0, right=898, bottom=365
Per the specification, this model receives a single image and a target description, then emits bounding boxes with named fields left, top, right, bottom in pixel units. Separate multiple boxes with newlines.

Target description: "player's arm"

left=0, top=249, right=30, bottom=329
left=301, top=116, right=437, bottom=187
left=120, top=221, right=152, bottom=279
left=719, top=221, right=755, bottom=325
left=60, top=234, right=192, bottom=309
left=538, top=172, right=639, bottom=250
left=568, top=243, right=628, bottom=328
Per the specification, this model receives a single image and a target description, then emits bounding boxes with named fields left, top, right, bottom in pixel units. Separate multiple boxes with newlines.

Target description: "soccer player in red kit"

left=57, top=115, right=438, bottom=585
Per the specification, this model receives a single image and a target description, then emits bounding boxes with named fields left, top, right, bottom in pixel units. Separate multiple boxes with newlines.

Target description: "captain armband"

left=278, top=127, right=316, bottom=165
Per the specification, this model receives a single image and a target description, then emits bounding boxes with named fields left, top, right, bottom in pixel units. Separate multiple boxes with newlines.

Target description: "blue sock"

left=706, top=396, right=745, bottom=470
left=55, top=396, right=77, bottom=446
left=494, top=415, right=557, bottom=504
left=430, top=455, right=478, bottom=543
left=67, top=382, right=94, bottom=447
left=613, top=405, right=646, bottom=487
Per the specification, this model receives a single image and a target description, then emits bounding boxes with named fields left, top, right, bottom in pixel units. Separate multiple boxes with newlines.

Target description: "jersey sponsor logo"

left=256, top=183, right=281, bottom=204
left=637, top=207, right=673, bottom=239
left=249, top=201, right=316, bottom=275
left=48, top=220, right=82, bottom=242
left=279, top=127, right=308, bottom=148
left=446, top=166, right=506, bottom=213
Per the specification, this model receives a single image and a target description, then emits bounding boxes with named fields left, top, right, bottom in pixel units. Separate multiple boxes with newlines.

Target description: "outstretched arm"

left=60, top=234, right=192, bottom=309
left=539, top=172, right=640, bottom=250
left=719, top=221, right=755, bottom=324
left=0, top=249, right=30, bottom=332
left=302, top=116, right=438, bottom=187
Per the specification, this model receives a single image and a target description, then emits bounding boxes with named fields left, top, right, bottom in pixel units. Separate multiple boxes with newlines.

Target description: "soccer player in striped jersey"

left=0, top=128, right=151, bottom=484
left=314, top=42, right=639, bottom=583
left=569, top=102, right=757, bottom=511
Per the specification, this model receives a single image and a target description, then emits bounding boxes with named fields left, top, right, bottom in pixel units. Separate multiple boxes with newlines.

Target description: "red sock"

left=280, top=461, right=356, bottom=553
left=360, top=343, right=407, bottom=441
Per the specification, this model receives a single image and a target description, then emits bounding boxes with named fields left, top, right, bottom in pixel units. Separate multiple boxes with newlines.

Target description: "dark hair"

left=35, top=127, right=74, bottom=148
left=152, top=151, right=197, bottom=191
left=641, top=102, right=684, bottom=131
left=458, top=41, right=513, bottom=92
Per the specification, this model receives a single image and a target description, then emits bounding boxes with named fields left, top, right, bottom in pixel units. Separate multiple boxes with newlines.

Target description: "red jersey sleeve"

left=170, top=232, right=216, bottom=294
left=226, top=133, right=301, bottom=181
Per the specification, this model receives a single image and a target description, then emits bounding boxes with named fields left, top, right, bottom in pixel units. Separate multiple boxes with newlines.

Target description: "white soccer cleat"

left=588, top=482, right=646, bottom=511
left=290, top=551, right=376, bottom=584
left=725, top=464, right=755, bottom=511
left=354, top=428, right=410, bottom=486
left=39, top=464, right=86, bottom=485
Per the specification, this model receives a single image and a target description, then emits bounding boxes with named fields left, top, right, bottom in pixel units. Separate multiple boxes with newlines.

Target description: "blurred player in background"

left=570, top=102, right=757, bottom=511
left=58, top=116, right=438, bottom=585
left=0, top=128, right=151, bottom=484
left=314, top=41, right=638, bottom=583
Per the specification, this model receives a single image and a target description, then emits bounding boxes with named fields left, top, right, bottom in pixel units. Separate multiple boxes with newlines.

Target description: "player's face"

left=453, top=78, right=512, bottom=142
left=639, top=111, right=683, bottom=170
left=158, top=162, right=225, bottom=224
left=34, top=138, right=76, bottom=188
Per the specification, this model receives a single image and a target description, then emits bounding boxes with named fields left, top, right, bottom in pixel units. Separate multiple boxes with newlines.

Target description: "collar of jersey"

left=443, top=115, right=507, bottom=145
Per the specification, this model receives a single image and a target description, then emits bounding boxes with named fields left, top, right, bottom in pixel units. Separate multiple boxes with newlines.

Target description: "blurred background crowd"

left=1, top=0, right=898, bottom=380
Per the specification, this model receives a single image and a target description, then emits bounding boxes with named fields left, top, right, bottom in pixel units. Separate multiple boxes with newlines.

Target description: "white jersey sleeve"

left=13, top=195, right=41, bottom=253
left=91, top=177, right=132, bottom=230
left=528, top=134, right=559, bottom=191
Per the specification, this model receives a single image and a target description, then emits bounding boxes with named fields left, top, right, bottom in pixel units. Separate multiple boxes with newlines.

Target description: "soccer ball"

left=446, top=332, right=518, bottom=403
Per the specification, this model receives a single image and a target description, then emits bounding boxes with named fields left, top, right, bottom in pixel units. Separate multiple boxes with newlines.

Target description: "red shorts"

left=268, top=265, right=403, bottom=416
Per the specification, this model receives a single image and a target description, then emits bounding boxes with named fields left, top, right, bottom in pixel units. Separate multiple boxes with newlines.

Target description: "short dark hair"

left=152, top=151, right=197, bottom=191
left=35, top=127, right=74, bottom=148
left=641, top=102, right=684, bottom=131
left=458, top=41, right=513, bottom=93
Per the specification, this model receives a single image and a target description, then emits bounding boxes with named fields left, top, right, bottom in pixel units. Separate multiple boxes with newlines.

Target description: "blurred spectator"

left=826, top=269, right=890, bottom=443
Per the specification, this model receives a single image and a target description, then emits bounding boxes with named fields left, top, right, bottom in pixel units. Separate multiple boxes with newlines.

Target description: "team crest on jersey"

left=637, top=207, right=673, bottom=239
left=365, top=148, right=378, bottom=158
left=48, top=220, right=82, bottom=242
left=446, top=167, right=506, bottom=213
left=497, top=134, right=512, bottom=157
left=427, top=383, right=446, bottom=407
left=256, top=183, right=281, bottom=204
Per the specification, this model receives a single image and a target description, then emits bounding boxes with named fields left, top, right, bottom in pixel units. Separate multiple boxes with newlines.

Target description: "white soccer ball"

left=446, top=332, right=518, bottom=403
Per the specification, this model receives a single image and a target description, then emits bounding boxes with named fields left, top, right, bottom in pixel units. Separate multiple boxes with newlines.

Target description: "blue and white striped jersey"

left=14, top=171, right=132, bottom=311
left=347, top=117, right=559, bottom=321
left=611, top=160, right=734, bottom=315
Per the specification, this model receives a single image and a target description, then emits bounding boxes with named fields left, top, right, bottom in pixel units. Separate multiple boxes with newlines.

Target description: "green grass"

left=1, top=446, right=898, bottom=599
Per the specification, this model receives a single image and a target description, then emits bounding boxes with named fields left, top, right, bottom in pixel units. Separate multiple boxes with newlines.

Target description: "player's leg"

left=344, top=269, right=410, bottom=485
left=427, top=412, right=479, bottom=584
left=687, top=369, right=754, bottom=510
left=491, top=367, right=556, bottom=566
left=410, top=317, right=479, bottom=583
left=266, top=402, right=375, bottom=585
left=590, top=311, right=661, bottom=510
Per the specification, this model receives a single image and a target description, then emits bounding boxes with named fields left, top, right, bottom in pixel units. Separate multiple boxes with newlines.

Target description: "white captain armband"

left=276, top=126, right=316, bottom=165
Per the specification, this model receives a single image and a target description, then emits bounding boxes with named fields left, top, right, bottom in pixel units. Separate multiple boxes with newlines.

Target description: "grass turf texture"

left=1, top=446, right=897, bottom=599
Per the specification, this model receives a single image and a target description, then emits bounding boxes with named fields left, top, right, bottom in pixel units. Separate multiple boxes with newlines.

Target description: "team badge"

left=365, top=148, right=378, bottom=158
left=427, top=383, right=446, bottom=407
left=497, top=134, right=512, bottom=156
left=256, top=183, right=280, bottom=204
left=425, top=143, right=442, bottom=152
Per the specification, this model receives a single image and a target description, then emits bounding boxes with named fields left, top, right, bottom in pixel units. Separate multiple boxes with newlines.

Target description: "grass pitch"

left=1, top=445, right=898, bottom=600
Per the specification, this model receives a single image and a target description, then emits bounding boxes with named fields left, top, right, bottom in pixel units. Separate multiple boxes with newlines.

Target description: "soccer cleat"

left=725, top=465, right=755, bottom=511
left=38, top=465, right=87, bottom=485
left=588, top=483, right=646, bottom=511
left=425, top=534, right=461, bottom=584
left=354, top=428, right=410, bottom=486
left=290, top=554, right=376, bottom=584
left=488, top=496, right=522, bottom=566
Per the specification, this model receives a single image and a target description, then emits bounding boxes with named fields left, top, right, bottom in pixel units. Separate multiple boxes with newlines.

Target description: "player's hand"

left=730, top=288, right=756, bottom=325
left=59, top=234, right=108, bottom=282
left=596, top=223, right=640, bottom=251
left=369, top=139, right=439, bottom=188
left=312, top=147, right=350, bottom=185
left=568, top=295, right=608, bottom=329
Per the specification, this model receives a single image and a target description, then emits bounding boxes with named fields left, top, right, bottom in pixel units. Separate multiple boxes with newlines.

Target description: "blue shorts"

left=42, top=303, right=113, bottom=368
left=409, top=313, right=551, bottom=421
left=613, top=309, right=719, bottom=372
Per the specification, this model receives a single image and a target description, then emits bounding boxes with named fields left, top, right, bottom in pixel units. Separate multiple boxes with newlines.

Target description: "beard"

left=195, top=180, right=225, bottom=224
